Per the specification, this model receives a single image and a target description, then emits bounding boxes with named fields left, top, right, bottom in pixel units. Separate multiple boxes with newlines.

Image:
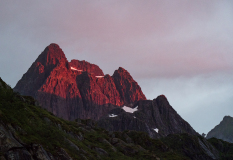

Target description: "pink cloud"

left=1, top=0, right=233, bottom=82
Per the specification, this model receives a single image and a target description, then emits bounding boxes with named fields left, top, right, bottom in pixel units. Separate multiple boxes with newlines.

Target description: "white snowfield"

left=95, top=76, right=104, bottom=78
left=109, top=114, right=118, bottom=117
left=71, top=67, right=82, bottom=71
left=122, top=106, right=138, bottom=113
left=153, top=128, right=159, bottom=133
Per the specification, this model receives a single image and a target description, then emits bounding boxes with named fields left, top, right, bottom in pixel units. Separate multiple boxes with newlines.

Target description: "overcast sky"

left=1, top=0, right=233, bottom=134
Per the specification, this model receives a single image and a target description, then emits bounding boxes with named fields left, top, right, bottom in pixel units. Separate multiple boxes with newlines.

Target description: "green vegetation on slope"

left=0, top=77, right=233, bottom=160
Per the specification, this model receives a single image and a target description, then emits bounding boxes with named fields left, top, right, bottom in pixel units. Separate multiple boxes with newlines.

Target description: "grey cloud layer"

left=0, top=0, right=233, bottom=133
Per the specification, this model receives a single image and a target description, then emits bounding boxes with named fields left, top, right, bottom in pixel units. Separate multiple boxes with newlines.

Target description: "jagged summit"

left=14, top=43, right=198, bottom=141
left=14, top=44, right=146, bottom=120
left=14, top=43, right=69, bottom=97
left=37, top=43, right=68, bottom=66
left=113, top=67, right=132, bottom=77
left=98, top=95, right=197, bottom=139
left=112, top=66, right=146, bottom=106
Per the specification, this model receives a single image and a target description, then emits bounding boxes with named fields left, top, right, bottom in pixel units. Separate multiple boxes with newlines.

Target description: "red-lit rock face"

left=112, top=67, right=146, bottom=106
left=14, top=43, right=69, bottom=97
left=14, top=43, right=146, bottom=120
left=69, top=59, right=104, bottom=76
left=96, top=74, right=124, bottom=106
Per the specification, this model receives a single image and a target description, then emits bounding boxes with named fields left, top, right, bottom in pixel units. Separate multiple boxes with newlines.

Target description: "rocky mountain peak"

left=112, top=67, right=146, bottom=106
left=14, top=44, right=70, bottom=97
left=223, top=115, right=232, bottom=121
left=98, top=94, right=198, bottom=139
left=112, top=67, right=132, bottom=79
left=155, top=95, right=170, bottom=107
left=37, top=43, right=67, bottom=66
left=15, top=44, right=145, bottom=120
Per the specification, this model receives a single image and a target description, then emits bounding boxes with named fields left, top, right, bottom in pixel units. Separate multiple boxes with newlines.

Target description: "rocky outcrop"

left=14, top=43, right=69, bottom=97
left=75, top=72, right=115, bottom=120
left=98, top=95, right=197, bottom=138
left=206, top=116, right=233, bottom=143
left=70, top=59, right=104, bottom=76
left=96, top=74, right=123, bottom=106
left=35, top=66, right=83, bottom=120
left=112, top=67, right=146, bottom=106
left=14, top=44, right=145, bottom=121
left=15, top=44, right=83, bottom=120
left=0, top=123, right=72, bottom=160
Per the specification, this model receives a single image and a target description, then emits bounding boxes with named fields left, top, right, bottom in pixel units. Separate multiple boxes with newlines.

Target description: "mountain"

left=98, top=95, right=197, bottom=139
left=2, top=77, right=233, bottom=159
left=14, top=43, right=146, bottom=121
left=206, top=116, right=233, bottom=143
left=14, top=43, right=197, bottom=139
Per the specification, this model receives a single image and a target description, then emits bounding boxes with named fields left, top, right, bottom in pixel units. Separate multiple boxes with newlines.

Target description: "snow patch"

left=133, top=116, right=136, bottom=118
left=71, top=67, right=77, bottom=70
left=96, top=76, right=104, bottom=78
left=109, top=114, right=118, bottom=117
left=122, top=106, right=138, bottom=113
left=71, top=67, right=82, bottom=71
left=153, top=128, right=159, bottom=133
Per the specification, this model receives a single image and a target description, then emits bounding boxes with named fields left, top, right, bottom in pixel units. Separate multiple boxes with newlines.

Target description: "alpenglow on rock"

left=14, top=43, right=146, bottom=121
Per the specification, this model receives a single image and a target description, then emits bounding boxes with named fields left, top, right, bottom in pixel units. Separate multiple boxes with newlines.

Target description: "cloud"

left=1, top=0, right=233, bottom=133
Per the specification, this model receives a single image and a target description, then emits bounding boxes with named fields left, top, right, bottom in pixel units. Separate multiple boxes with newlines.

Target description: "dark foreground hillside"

left=0, top=77, right=233, bottom=160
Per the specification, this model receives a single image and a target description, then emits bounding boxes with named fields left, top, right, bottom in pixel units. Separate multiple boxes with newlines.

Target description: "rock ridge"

left=14, top=44, right=146, bottom=121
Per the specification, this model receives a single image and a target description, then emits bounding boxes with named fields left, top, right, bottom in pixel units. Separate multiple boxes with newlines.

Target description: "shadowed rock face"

left=206, top=116, right=233, bottom=143
left=14, top=43, right=146, bottom=121
left=98, top=95, right=198, bottom=138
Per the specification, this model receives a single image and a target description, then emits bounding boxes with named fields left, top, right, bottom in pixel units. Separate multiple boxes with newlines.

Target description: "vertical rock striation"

left=14, top=44, right=146, bottom=121
left=112, top=67, right=146, bottom=106
left=98, top=95, right=197, bottom=138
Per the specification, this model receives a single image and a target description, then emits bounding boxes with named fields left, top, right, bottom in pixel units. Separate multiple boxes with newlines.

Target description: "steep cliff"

left=96, top=74, right=123, bottom=106
left=14, top=44, right=146, bottom=121
left=14, top=43, right=69, bottom=97
left=14, top=44, right=83, bottom=120
left=112, top=67, right=146, bottom=106
left=98, top=95, right=197, bottom=139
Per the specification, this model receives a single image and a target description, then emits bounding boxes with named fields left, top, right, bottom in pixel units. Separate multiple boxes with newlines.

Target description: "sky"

left=1, top=0, right=233, bottom=134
